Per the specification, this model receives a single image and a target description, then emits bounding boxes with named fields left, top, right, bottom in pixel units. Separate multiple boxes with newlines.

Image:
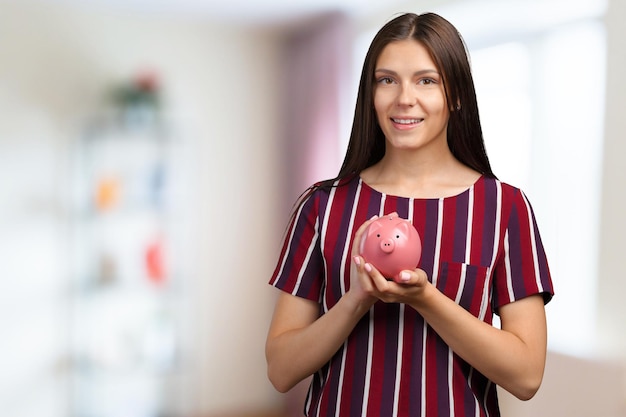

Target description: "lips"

left=391, top=118, right=423, bottom=125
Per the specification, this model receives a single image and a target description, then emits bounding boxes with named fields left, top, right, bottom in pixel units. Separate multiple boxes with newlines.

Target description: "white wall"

left=598, top=0, right=626, bottom=362
left=0, top=2, right=285, bottom=415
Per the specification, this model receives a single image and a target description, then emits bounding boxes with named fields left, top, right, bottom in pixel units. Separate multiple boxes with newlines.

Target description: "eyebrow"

left=374, top=68, right=440, bottom=77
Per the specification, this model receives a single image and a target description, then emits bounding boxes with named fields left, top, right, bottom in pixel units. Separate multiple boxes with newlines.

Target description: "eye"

left=377, top=76, right=395, bottom=85
left=395, top=234, right=400, bottom=239
left=418, top=78, right=437, bottom=86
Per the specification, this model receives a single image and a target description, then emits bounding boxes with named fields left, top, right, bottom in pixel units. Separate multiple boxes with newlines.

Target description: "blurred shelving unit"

left=69, top=72, right=187, bottom=417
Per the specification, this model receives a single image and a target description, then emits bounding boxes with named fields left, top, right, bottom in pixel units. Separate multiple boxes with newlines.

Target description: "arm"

left=265, top=216, right=381, bottom=393
left=265, top=290, right=372, bottom=392
left=359, top=264, right=548, bottom=400
left=412, top=284, right=547, bottom=400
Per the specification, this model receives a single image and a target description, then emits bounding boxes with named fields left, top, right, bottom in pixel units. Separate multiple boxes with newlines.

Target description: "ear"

left=367, top=221, right=383, bottom=236
left=396, top=222, right=410, bottom=239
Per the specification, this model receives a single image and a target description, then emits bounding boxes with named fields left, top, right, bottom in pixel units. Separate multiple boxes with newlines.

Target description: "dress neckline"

left=357, top=174, right=485, bottom=201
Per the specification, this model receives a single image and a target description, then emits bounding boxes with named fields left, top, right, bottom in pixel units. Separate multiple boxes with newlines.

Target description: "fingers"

left=360, top=261, right=392, bottom=293
left=351, top=255, right=384, bottom=290
left=393, top=268, right=428, bottom=286
left=398, top=271, right=412, bottom=283
left=352, top=260, right=430, bottom=304
left=351, top=215, right=378, bottom=258
left=350, top=255, right=379, bottom=304
left=367, top=266, right=429, bottom=294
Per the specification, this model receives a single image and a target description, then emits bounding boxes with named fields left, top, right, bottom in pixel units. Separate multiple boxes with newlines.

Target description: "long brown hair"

left=294, top=12, right=494, bottom=212
left=337, top=12, right=494, bottom=183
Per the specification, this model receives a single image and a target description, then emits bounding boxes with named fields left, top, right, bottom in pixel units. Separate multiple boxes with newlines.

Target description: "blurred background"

left=0, top=0, right=624, bottom=416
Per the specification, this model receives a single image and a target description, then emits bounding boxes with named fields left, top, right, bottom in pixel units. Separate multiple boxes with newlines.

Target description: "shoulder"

left=473, top=177, right=536, bottom=224
left=485, top=178, right=544, bottom=230
left=292, top=175, right=359, bottom=217
left=478, top=176, right=527, bottom=202
left=496, top=179, right=534, bottom=210
left=307, top=174, right=359, bottom=198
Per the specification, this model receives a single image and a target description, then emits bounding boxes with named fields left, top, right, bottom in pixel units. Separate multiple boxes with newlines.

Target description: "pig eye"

left=396, top=234, right=400, bottom=239
left=376, top=233, right=381, bottom=238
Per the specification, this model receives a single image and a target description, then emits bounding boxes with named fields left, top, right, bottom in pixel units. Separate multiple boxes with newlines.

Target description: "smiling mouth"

left=391, top=118, right=423, bottom=125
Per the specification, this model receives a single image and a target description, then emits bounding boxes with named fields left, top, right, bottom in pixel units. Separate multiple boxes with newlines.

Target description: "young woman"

left=266, top=12, right=554, bottom=417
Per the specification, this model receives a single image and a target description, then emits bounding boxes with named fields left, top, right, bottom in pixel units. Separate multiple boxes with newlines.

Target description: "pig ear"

left=368, top=221, right=383, bottom=235
left=396, top=222, right=411, bottom=238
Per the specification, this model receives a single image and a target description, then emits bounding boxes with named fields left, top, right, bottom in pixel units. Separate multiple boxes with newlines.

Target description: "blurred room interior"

left=0, top=0, right=625, bottom=416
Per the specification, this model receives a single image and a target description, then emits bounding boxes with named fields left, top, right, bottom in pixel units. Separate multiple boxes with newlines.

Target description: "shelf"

left=69, top=109, right=186, bottom=417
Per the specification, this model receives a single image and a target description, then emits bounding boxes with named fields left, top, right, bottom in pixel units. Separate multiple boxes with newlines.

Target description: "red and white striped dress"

left=270, top=175, right=554, bottom=417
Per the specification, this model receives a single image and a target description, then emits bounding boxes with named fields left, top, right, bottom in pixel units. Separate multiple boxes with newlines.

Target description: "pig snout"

left=380, top=238, right=395, bottom=253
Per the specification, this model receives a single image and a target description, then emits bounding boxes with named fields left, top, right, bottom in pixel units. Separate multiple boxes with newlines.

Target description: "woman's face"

left=373, top=39, right=449, bottom=154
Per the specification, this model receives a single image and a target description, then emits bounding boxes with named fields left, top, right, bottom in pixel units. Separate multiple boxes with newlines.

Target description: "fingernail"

left=353, top=256, right=361, bottom=266
left=364, top=263, right=372, bottom=273
left=400, top=271, right=411, bottom=282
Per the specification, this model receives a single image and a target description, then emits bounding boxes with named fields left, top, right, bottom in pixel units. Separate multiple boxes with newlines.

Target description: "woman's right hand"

left=266, top=215, right=384, bottom=393
left=347, top=214, right=385, bottom=309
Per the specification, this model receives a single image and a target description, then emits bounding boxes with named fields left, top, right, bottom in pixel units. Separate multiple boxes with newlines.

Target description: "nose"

left=380, top=238, right=395, bottom=253
left=397, top=83, right=417, bottom=106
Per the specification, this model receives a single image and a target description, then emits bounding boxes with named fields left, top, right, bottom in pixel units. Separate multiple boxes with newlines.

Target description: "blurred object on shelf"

left=95, top=176, right=121, bottom=211
left=97, top=252, right=117, bottom=287
left=145, top=237, right=166, bottom=285
left=109, top=70, right=162, bottom=128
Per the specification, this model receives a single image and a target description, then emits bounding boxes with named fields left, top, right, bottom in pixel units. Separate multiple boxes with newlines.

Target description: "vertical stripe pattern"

left=269, top=176, right=553, bottom=417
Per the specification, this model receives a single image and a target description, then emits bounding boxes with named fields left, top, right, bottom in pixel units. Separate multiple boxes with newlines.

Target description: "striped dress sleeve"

left=492, top=187, right=554, bottom=312
left=269, top=189, right=325, bottom=302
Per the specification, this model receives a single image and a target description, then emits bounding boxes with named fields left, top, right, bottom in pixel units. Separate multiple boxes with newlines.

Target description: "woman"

left=266, top=12, right=554, bottom=417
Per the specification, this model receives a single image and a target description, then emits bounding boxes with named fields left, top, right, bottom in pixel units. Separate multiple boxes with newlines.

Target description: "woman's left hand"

left=361, top=263, right=431, bottom=305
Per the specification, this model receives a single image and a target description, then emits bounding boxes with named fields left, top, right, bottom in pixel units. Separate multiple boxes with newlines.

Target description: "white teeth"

left=392, top=118, right=422, bottom=124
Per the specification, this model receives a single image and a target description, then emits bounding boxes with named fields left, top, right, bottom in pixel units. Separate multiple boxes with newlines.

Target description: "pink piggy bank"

left=359, top=214, right=422, bottom=281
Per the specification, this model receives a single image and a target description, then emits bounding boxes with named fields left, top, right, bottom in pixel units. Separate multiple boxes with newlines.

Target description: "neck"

left=380, top=143, right=458, bottom=178
left=360, top=148, right=480, bottom=199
